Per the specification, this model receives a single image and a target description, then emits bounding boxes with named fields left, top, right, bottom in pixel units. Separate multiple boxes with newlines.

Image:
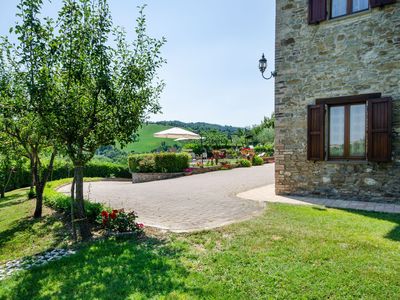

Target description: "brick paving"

left=58, top=164, right=275, bottom=232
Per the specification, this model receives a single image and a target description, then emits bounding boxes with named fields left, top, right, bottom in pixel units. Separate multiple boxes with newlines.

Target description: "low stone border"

left=262, top=157, right=275, bottom=163
left=190, top=165, right=222, bottom=174
left=131, top=172, right=184, bottom=183
left=0, top=248, right=76, bottom=281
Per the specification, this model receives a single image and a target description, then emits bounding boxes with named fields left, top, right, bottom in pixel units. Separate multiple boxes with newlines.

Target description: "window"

left=328, top=103, right=366, bottom=159
left=307, top=94, right=392, bottom=162
left=308, top=0, right=396, bottom=24
left=331, top=0, right=369, bottom=18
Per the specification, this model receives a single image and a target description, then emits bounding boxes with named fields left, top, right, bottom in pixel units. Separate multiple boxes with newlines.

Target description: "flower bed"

left=98, top=209, right=144, bottom=234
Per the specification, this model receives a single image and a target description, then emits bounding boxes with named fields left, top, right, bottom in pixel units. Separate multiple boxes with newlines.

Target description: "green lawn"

left=1, top=194, right=400, bottom=299
left=118, top=124, right=182, bottom=153
left=0, top=189, right=67, bottom=263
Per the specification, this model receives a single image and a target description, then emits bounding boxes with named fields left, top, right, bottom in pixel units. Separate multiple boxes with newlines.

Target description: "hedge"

left=129, top=153, right=190, bottom=173
left=6, top=160, right=130, bottom=192
left=44, top=178, right=105, bottom=222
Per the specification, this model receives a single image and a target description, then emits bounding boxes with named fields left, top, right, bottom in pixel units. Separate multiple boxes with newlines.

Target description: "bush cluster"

left=43, top=179, right=104, bottom=222
left=98, top=209, right=144, bottom=233
left=6, top=160, right=130, bottom=192
left=252, top=156, right=264, bottom=166
left=128, top=153, right=190, bottom=173
left=254, top=144, right=274, bottom=157
left=238, top=159, right=252, bottom=168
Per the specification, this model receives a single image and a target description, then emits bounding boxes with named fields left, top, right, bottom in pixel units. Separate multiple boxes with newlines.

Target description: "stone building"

left=274, top=0, right=400, bottom=201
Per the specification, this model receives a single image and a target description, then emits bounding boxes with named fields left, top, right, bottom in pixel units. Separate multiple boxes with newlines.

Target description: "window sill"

left=325, top=9, right=371, bottom=24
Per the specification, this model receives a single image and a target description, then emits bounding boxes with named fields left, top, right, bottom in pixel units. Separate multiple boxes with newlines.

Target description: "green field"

left=118, top=124, right=182, bottom=153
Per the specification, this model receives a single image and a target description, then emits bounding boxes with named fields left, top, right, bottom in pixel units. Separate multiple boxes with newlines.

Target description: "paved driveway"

left=58, top=164, right=274, bottom=232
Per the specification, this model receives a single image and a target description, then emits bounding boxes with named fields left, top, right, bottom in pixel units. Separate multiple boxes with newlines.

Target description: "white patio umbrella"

left=153, top=127, right=205, bottom=164
left=153, top=127, right=201, bottom=140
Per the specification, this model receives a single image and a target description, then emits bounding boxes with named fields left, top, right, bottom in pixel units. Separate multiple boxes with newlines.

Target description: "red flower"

left=101, top=210, right=109, bottom=217
left=110, top=211, right=117, bottom=220
left=102, top=218, right=108, bottom=225
left=136, top=223, right=144, bottom=229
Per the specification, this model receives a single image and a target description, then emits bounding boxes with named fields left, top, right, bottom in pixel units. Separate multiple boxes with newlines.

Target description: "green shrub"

left=238, top=159, right=252, bottom=168
left=254, top=143, right=274, bottom=157
left=128, top=154, right=156, bottom=173
left=154, top=153, right=190, bottom=173
left=252, top=156, right=264, bottom=166
left=129, top=153, right=190, bottom=173
left=6, top=159, right=130, bottom=192
left=182, top=143, right=203, bottom=156
left=85, top=161, right=130, bottom=178
left=44, top=178, right=104, bottom=222
left=225, top=149, right=239, bottom=159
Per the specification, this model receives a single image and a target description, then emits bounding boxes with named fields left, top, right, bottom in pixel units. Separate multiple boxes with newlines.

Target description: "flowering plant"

left=184, top=168, right=194, bottom=173
left=97, top=209, right=144, bottom=233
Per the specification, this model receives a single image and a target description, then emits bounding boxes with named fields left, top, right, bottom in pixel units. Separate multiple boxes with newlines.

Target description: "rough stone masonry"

left=274, top=0, right=400, bottom=202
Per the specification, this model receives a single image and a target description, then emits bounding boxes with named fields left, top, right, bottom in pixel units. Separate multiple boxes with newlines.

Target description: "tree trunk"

left=30, top=157, right=35, bottom=191
left=70, top=174, right=77, bottom=242
left=33, top=150, right=56, bottom=219
left=33, top=184, right=43, bottom=218
left=32, top=155, right=42, bottom=218
left=2, top=168, right=14, bottom=200
left=74, top=165, right=92, bottom=240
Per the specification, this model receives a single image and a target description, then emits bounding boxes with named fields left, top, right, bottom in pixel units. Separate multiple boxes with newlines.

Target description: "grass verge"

left=0, top=178, right=103, bottom=263
left=1, top=203, right=400, bottom=299
left=0, top=188, right=66, bottom=263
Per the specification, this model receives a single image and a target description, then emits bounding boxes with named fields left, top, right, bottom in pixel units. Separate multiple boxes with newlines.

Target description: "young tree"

left=0, top=136, right=22, bottom=198
left=0, top=0, right=57, bottom=218
left=30, top=1, right=166, bottom=240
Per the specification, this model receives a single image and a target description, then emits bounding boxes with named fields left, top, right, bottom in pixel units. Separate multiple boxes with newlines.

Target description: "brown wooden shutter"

left=370, top=0, right=396, bottom=8
left=307, top=104, right=325, bottom=160
left=367, top=98, right=392, bottom=162
left=308, top=0, right=327, bottom=24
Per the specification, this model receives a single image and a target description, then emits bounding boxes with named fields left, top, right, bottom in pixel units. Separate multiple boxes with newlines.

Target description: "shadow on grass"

left=337, top=208, right=400, bottom=242
left=4, top=236, right=206, bottom=299
left=0, top=194, right=28, bottom=209
left=0, top=214, right=63, bottom=252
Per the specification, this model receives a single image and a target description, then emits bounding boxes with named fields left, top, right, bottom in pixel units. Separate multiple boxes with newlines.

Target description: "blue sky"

left=0, top=0, right=275, bottom=127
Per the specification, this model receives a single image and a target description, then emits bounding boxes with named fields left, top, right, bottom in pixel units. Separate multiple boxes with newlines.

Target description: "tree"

left=231, top=134, right=246, bottom=148
left=182, top=142, right=203, bottom=156
left=249, top=114, right=275, bottom=145
left=254, top=127, right=274, bottom=145
left=202, top=130, right=229, bottom=149
left=0, top=135, right=24, bottom=198
left=28, top=1, right=166, bottom=240
left=0, top=3, right=57, bottom=218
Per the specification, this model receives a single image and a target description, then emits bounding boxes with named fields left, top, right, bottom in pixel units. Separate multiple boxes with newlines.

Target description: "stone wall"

left=275, top=1, right=400, bottom=202
left=131, top=172, right=184, bottom=183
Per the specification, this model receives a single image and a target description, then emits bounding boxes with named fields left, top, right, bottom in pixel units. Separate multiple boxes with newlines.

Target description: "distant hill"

left=116, top=121, right=242, bottom=154
left=154, top=120, right=241, bottom=136
left=117, top=124, right=179, bottom=153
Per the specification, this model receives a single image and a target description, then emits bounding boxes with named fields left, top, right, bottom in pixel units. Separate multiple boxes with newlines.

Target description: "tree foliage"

left=1, top=0, right=166, bottom=240
left=202, top=130, right=229, bottom=149
left=0, top=134, right=26, bottom=198
left=0, top=0, right=57, bottom=217
left=249, top=114, right=275, bottom=145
